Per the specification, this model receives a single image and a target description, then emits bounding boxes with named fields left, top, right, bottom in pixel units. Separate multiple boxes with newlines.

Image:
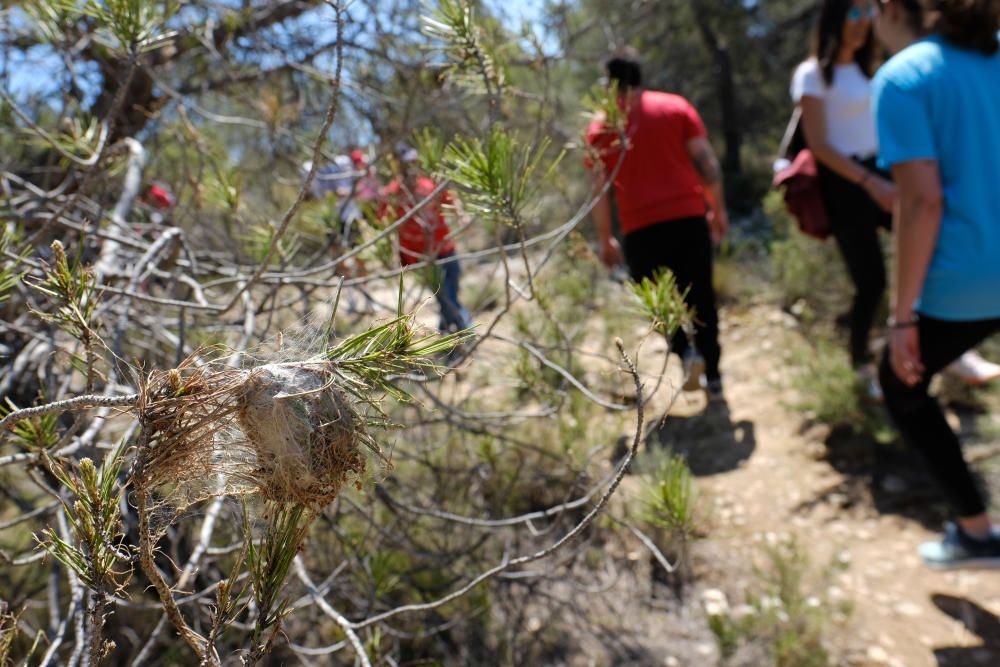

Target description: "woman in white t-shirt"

left=792, top=0, right=896, bottom=396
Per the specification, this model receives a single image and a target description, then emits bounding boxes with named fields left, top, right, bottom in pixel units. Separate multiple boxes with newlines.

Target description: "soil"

left=353, top=272, right=1000, bottom=666
left=663, top=303, right=1000, bottom=667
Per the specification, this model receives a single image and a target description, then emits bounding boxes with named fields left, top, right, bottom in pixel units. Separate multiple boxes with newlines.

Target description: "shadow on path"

left=791, top=421, right=995, bottom=531
left=647, top=400, right=757, bottom=476
left=931, top=594, right=1000, bottom=666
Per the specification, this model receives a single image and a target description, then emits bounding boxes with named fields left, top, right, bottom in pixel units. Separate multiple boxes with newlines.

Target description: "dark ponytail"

left=897, top=0, right=926, bottom=34
left=929, top=0, right=1000, bottom=55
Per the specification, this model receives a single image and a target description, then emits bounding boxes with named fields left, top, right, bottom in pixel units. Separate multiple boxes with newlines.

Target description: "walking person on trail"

left=872, top=0, right=1000, bottom=569
left=379, top=143, right=473, bottom=335
left=349, top=148, right=380, bottom=203
left=300, top=153, right=371, bottom=298
left=301, top=154, right=367, bottom=250
left=585, top=48, right=729, bottom=401
left=792, top=0, right=898, bottom=400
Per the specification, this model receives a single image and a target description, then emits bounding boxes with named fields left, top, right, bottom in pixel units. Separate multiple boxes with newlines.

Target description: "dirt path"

left=681, top=304, right=1000, bottom=666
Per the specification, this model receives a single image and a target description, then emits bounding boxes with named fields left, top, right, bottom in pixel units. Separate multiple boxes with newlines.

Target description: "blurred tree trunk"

left=691, top=0, right=741, bottom=175
left=91, top=58, right=160, bottom=142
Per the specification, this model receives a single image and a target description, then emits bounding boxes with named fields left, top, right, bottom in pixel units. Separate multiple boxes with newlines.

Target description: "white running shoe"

left=856, top=363, right=883, bottom=402
left=946, top=351, right=1000, bottom=386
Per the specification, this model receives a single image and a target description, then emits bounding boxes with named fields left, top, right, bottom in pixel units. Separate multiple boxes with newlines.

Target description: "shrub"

left=640, top=452, right=699, bottom=541
left=634, top=450, right=704, bottom=589
left=787, top=339, right=892, bottom=440
left=765, top=191, right=852, bottom=322
left=706, top=538, right=851, bottom=667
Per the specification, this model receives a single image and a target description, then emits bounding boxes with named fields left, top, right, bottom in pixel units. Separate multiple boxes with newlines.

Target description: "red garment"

left=772, top=149, right=830, bottom=240
left=147, top=184, right=174, bottom=210
left=380, top=177, right=456, bottom=265
left=586, top=91, right=708, bottom=235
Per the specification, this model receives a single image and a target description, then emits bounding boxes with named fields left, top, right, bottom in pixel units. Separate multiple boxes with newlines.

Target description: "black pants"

left=818, top=158, right=892, bottom=367
left=879, top=316, right=1000, bottom=517
left=623, top=216, right=721, bottom=380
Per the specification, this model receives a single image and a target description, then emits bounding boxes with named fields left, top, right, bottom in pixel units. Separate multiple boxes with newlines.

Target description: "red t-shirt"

left=380, top=177, right=456, bottom=265
left=586, top=91, right=708, bottom=235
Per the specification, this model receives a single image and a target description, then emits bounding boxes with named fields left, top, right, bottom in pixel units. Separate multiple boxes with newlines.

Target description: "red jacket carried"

left=772, top=149, right=830, bottom=240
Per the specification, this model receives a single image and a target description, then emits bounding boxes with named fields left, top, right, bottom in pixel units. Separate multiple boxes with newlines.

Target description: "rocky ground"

left=669, top=304, right=1000, bottom=666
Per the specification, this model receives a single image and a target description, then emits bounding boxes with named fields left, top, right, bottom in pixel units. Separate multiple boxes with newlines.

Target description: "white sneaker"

left=856, top=364, right=883, bottom=402
left=682, top=351, right=705, bottom=392
left=946, top=351, right=1000, bottom=386
left=702, top=376, right=724, bottom=402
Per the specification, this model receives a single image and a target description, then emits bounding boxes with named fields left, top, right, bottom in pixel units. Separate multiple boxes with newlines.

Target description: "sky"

left=1, top=1, right=556, bottom=107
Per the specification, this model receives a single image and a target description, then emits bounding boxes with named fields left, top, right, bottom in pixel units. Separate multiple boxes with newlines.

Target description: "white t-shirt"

left=791, top=58, right=879, bottom=159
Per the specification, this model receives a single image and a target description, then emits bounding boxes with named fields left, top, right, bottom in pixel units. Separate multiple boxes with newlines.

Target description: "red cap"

left=350, top=149, right=367, bottom=167
left=147, top=185, right=174, bottom=210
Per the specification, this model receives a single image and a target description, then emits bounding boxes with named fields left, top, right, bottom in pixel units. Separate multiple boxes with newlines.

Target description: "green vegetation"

left=708, top=539, right=851, bottom=667
left=0, top=0, right=931, bottom=665
left=640, top=451, right=700, bottom=542
left=787, top=339, right=893, bottom=440
left=630, top=268, right=692, bottom=341
left=766, top=190, right=853, bottom=323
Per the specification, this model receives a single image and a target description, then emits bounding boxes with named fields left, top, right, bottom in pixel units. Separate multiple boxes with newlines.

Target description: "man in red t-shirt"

left=586, top=49, right=729, bottom=400
left=379, top=144, right=471, bottom=333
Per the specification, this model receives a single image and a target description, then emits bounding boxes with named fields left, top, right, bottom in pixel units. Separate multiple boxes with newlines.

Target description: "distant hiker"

left=301, top=154, right=369, bottom=278
left=140, top=182, right=175, bottom=212
left=301, top=154, right=365, bottom=241
left=586, top=47, right=729, bottom=401
left=137, top=182, right=176, bottom=229
left=873, top=0, right=1000, bottom=569
left=379, top=143, right=472, bottom=334
left=792, top=0, right=896, bottom=400
left=349, top=148, right=380, bottom=203
left=133, top=182, right=179, bottom=290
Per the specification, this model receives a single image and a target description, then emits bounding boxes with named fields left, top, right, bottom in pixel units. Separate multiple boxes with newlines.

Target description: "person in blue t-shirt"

left=873, top=0, right=1000, bottom=569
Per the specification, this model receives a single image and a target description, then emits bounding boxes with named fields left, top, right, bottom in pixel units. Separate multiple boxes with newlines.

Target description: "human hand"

left=864, top=175, right=897, bottom=214
left=889, top=325, right=924, bottom=386
left=707, top=208, right=729, bottom=245
left=599, top=236, right=624, bottom=269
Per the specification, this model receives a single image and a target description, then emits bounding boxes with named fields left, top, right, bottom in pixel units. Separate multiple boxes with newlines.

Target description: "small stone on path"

left=866, top=645, right=890, bottom=664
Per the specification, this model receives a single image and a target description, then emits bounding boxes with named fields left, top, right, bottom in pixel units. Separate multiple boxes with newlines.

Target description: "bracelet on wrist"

left=887, top=316, right=919, bottom=329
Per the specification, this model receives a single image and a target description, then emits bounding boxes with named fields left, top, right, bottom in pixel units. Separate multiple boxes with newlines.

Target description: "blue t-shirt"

left=873, top=35, right=1000, bottom=321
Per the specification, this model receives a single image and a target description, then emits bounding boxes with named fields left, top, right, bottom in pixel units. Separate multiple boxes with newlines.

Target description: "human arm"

left=798, top=95, right=896, bottom=212
left=585, top=111, right=624, bottom=268
left=887, top=159, right=943, bottom=385
left=685, top=136, right=728, bottom=244
left=590, top=166, right=623, bottom=268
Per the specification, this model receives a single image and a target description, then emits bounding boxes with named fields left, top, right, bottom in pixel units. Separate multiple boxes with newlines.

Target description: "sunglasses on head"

left=847, top=5, right=877, bottom=21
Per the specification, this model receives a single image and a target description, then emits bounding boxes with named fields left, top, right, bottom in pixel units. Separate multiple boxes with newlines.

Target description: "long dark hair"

left=811, top=0, right=877, bottom=84
left=908, top=0, right=1000, bottom=55
left=894, top=0, right=926, bottom=34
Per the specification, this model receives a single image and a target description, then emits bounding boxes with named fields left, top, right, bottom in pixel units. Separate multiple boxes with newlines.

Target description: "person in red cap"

left=137, top=182, right=176, bottom=229
left=134, top=183, right=178, bottom=288
left=349, top=149, right=379, bottom=202
left=145, top=184, right=174, bottom=210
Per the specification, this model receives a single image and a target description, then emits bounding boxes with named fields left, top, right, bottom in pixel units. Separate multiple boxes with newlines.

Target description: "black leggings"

left=819, top=159, right=892, bottom=367
left=623, top=216, right=721, bottom=381
left=879, top=316, right=1000, bottom=517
